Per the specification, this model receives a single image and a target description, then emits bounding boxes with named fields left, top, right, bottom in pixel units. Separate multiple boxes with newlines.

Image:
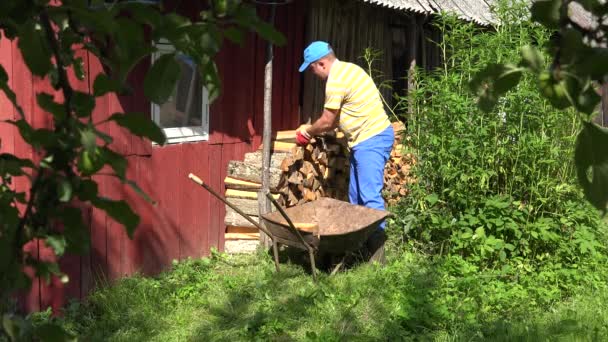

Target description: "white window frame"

left=151, top=41, right=210, bottom=144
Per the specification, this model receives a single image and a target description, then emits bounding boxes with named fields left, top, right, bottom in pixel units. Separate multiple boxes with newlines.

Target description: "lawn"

left=38, top=239, right=608, bottom=341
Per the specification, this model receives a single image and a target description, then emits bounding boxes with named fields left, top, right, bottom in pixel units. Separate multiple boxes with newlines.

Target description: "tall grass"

left=392, top=1, right=608, bottom=274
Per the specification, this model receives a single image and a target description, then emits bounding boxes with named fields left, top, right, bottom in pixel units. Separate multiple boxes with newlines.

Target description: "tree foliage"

left=0, top=0, right=284, bottom=340
left=470, top=0, right=608, bottom=212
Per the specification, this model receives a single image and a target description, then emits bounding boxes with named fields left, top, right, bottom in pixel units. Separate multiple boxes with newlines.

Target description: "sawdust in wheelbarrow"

left=263, top=197, right=389, bottom=236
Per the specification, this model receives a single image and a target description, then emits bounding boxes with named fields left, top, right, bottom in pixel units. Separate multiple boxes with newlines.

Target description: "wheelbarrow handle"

left=265, top=192, right=317, bottom=252
left=188, top=173, right=274, bottom=239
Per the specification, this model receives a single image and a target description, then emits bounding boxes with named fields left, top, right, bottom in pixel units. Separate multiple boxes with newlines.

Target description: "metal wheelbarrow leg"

left=265, top=193, right=319, bottom=281
left=188, top=173, right=282, bottom=273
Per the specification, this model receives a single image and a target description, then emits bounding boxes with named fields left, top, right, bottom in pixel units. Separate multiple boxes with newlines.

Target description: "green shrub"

left=391, top=1, right=608, bottom=271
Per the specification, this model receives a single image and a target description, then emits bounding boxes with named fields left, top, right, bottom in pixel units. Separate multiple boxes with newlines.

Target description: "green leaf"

left=574, top=122, right=608, bottom=212
left=470, top=63, right=522, bottom=112
left=223, top=27, right=244, bottom=45
left=37, top=92, right=66, bottom=121
left=531, top=0, right=562, bottom=29
left=100, top=147, right=127, bottom=178
left=578, top=48, right=608, bottom=80
left=0, top=153, right=35, bottom=176
left=108, top=112, right=166, bottom=145
left=77, top=149, right=103, bottom=176
left=118, top=2, right=162, bottom=28
left=0, top=64, right=8, bottom=83
left=111, top=18, right=154, bottom=84
left=80, top=129, right=97, bottom=153
left=72, top=91, right=95, bottom=117
left=2, top=315, right=24, bottom=342
left=18, top=22, right=53, bottom=76
left=93, top=197, right=140, bottom=238
left=57, top=179, right=73, bottom=202
left=144, top=53, right=181, bottom=104
left=58, top=206, right=90, bottom=255
left=425, top=193, right=439, bottom=206
left=124, top=178, right=156, bottom=204
left=8, top=120, right=58, bottom=148
left=34, top=322, right=77, bottom=342
left=575, top=85, right=601, bottom=114
left=520, top=45, right=544, bottom=72
left=73, top=57, right=86, bottom=80
left=252, top=20, right=286, bottom=46
left=538, top=71, right=571, bottom=109
left=93, top=73, right=123, bottom=97
left=561, top=28, right=586, bottom=65
left=75, top=179, right=99, bottom=201
left=33, top=260, right=62, bottom=283
left=45, top=235, right=67, bottom=257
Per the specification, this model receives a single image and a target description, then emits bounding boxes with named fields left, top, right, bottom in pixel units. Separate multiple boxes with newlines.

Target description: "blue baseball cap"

left=298, top=41, right=332, bottom=72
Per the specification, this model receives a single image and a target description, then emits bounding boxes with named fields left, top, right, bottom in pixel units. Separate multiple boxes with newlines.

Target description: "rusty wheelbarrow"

left=188, top=173, right=390, bottom=280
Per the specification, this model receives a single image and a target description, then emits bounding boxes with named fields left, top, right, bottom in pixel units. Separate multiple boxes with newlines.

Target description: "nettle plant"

left=0, top=0, right=283, bottom=338
left=393, top=2, right=606, bottom=268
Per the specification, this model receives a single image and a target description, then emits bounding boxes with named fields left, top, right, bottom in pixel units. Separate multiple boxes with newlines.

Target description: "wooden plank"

left=208, top=144, right=223, bottom=251
left=223, top=199, right=259, bottom=216
left=226, top=226, right=259, bottom=234
left=179, top=142, right=208, bottom=259
left=226, top=160, right=281, bottom=188
left=273, top=130, right=296, bottom=142
left=0, top=36, right=15, bottom=154
left=131, top=155, right=164, bottom=275
left=225, top=176, right=263, bottom=191
left=243, top=151, right=289, bottom=169
left=105, top=172, right=125, bottom=280
left=225, top=207, right=258, bottom=228
left=257, top=141, right=297, bottom=153
left=225, top=232, right=260, bottom=240
left=225, top=189, right=280, bottom=200
left=151, top=144, right=182, bottom=267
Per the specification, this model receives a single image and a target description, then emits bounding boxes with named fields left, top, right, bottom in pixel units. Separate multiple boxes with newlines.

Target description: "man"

left=296, top=41, right=394, bottom=263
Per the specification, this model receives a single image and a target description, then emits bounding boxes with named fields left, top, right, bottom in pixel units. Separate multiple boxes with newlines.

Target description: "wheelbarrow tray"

left=261, top=197, right=390, bottom=254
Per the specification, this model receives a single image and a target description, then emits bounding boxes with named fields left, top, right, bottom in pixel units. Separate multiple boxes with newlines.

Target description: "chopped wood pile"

left=271, top=130, right=350, bottom=207
left=383, top=122, right=415, bottom=206
left=223, top=122, right=414, bottom=246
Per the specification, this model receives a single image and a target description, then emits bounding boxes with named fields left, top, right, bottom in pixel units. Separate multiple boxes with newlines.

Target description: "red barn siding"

left=1, top=0, right=307, bottom=314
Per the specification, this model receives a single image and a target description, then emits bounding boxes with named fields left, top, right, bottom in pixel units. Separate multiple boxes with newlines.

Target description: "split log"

left=226, top=160, right=281, bottom=189
left=243, top=151, right=289, bottom=170
left=225, top=208, right=258, bottom=227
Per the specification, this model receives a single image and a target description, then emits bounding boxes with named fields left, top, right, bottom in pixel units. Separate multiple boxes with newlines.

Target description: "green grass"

left=38, top=242, right=608, bottom=342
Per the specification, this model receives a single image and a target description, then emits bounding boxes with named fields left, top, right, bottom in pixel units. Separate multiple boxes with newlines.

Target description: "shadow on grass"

left=189, top=250, right=445, bottom=341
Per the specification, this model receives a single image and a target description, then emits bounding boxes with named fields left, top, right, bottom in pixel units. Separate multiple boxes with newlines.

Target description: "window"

left=151, top=41, right=210, bottom=144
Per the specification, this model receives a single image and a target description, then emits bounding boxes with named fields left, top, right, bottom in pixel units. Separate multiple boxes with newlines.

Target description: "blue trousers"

left=349, top=125, right=394, bottom=230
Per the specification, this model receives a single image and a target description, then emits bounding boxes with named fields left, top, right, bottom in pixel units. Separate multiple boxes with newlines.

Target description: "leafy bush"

left=391, top=1, right=608, bottom=271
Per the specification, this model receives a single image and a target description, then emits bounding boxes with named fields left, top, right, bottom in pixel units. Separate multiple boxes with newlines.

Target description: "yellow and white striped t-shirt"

left=325, top=60, right=390, bottom=148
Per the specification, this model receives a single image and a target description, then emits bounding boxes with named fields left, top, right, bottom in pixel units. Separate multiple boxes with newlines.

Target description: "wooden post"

left=407, top=15, right=418, bottom=115
left=259, top=5, right=276, bottom=248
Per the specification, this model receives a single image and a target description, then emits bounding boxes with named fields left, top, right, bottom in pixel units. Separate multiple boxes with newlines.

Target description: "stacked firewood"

left=274, top=132, right=350, bottom=207
left=383, top=122, right=416, bottom=206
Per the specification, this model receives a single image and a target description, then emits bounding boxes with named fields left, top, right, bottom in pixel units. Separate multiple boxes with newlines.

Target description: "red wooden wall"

left=0, top=0, right=307, bottom=313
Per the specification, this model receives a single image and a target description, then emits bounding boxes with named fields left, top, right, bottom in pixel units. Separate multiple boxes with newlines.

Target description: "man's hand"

left=295, top=126, right=311, bottom=146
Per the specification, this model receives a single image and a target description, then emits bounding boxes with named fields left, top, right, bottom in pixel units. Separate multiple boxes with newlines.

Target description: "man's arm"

left=306, top=108, right=340, bottom=136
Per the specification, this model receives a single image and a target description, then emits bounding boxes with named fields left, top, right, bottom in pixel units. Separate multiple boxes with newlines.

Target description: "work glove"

left=295, top=128, right=311, bottom=146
